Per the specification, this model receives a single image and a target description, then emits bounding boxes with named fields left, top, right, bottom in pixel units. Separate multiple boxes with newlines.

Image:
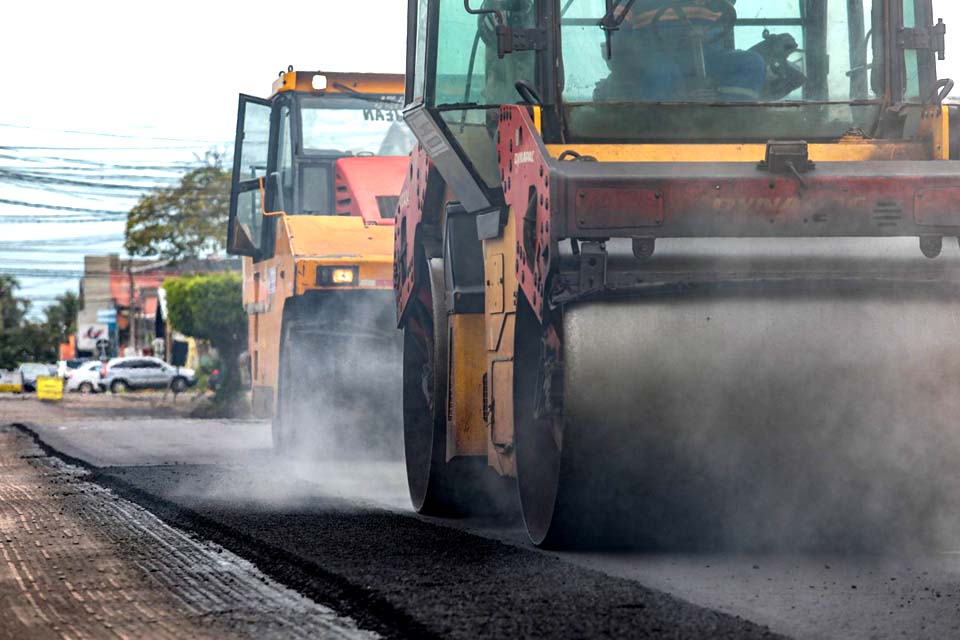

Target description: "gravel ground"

left=0, top=426, right=374, bottom=640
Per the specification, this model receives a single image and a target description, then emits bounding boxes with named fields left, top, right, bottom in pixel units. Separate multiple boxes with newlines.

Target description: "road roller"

left=227, top=69, right=414, bottom=459
left=395, top=0, right=960, bottom=547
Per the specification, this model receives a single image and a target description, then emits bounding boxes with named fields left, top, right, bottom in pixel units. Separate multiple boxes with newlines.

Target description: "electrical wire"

left=0, top=122, right=229, bottom=144
left=0, top=198, right=127, bottom=214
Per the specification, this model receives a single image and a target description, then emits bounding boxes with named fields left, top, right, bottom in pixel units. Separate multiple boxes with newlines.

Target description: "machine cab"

left=403, top=0, right=951, bottom=213
left=228, top=70, right=414, bottom=260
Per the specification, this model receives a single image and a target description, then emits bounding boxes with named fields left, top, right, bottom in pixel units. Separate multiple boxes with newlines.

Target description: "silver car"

left=18, top=363, right=58, bottom=392
left=101, top=357, right=196, bottom=393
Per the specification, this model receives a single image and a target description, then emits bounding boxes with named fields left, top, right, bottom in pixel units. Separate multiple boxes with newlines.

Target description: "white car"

left=65, top=360, right=103, bottom=394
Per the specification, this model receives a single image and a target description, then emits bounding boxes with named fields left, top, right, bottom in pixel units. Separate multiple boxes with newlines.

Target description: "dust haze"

left=565, top=237, right=960, bottom=552
left=168, top=291, right=411, bottom=512
left=171, top=238, right=960, bottom=554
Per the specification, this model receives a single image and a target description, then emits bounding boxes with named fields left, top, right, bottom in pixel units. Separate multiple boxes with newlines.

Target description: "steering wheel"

left=648, top=0, right=737, bottom=45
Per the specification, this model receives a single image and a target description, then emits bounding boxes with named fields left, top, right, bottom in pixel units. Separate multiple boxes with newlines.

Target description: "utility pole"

left=128, top=261, right=136, bottom=355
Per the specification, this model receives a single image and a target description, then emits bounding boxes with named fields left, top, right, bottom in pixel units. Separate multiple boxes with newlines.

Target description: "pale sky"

left=0, top=0, right=407, bottom=315
left=2, top=0, right=960, bottom=316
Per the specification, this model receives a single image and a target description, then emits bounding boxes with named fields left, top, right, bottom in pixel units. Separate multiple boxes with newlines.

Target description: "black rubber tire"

left=273, top=321, right=296, bottom=454
left=403, top=258, right=499, bottom=516
left=110, top=379, right=128, bottom=394
left=170, top=377, right=188, bottom=394
left=274, top=296, right=402, bottom=460
left=78, top=382, right=94, bottom=394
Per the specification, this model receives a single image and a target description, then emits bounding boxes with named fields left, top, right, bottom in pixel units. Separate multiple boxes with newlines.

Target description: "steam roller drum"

left=517, top=284, right=960, bottom=550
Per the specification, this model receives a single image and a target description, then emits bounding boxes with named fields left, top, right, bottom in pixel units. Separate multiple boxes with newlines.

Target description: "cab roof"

left=271, top=70, right=405, bottom=98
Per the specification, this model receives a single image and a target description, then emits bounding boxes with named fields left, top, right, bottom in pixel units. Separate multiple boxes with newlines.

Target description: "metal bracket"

left=898, top=20, right=947, bottom=61
left=758, top=140, right=814, bottom=189
left=578, top=242, right=607, bottom=295
left=476, top=207, right=507, bottom=240
left=507, top=28, right=548, bottom=54
left=758, top=140, right=815, bottom=174
left=462, top=1, right=545, bottom=59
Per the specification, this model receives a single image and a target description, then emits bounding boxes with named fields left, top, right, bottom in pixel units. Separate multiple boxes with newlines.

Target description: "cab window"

left=274, top=105, right=294, bottom=213
left=228, top=95, right=271, bottom=256
left=430, top=0, right=539, bottom=187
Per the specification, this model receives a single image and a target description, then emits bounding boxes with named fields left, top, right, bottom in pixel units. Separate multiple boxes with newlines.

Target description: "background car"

left=18, top=363, right=58, bottom=392
left=65, top=360, right=103, bottom=394
left=100, top=356, right=196, bottom=394
left=57, top=359, right=88, bottom=379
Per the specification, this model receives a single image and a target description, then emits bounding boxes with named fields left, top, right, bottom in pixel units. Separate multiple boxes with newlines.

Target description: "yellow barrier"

left=0, top=371, right=22, bottom=393
left=36, top=376, right=64, bottom=402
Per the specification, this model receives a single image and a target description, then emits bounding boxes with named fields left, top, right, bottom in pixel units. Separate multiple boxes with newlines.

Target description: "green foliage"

left=3, top=324, right=58, bottom=366
left=0, top=277, right=61, bottom=369
left=164, top=272, right=245, bottom=345
left=164, top=272, right=246, bottom=407
left=125, top=154, right=231, bottom=263
left=0, top=275, right=30, bottom=332
left=43, top=291, right=79, bottom=345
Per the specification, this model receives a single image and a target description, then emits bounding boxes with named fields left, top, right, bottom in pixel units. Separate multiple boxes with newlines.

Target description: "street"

left=6, top=0, right=960, bottom=638
left=4, top=394, right=960, bottom=639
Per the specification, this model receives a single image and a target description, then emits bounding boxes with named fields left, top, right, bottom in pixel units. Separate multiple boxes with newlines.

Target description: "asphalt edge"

left=10, top=421, right=439, bottom=640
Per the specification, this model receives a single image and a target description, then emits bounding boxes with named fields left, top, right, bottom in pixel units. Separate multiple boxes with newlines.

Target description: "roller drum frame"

left=519, top=273, right=960, bottom=550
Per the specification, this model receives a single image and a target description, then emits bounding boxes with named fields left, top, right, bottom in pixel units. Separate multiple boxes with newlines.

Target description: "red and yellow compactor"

left=228, top=69, right=413, bottom=456
left=395, top=0, right=960, bottom=547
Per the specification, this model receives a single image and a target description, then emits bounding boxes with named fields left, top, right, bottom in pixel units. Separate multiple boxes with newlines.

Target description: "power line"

left=0, top=144, right=216, bottom=151
left=0, top=151, right=203, bottom=170
left=0, top=165, right=194, bottom=175
left=1, top=269, right=86, bottom=278
left=0, top=197, right=127, bottom=214
left=0, top=122, right=230, bottom=144
left=0, top=234, right=124, bottom=247
left=0, top=168, right=173, bottom=192
left=0, top=216, right=125, bottom=224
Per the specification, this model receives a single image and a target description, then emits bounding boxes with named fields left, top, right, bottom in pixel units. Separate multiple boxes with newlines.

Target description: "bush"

left=164, top=273, right=246, bottom=411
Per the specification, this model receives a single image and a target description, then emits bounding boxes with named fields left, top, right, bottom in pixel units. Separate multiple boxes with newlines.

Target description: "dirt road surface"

left=6, top=393, right=960, bottom=638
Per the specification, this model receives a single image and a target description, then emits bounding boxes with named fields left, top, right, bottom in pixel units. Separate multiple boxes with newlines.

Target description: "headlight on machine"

left=331, top=268, right=355, bottom=284
left=316, top=266, right=359, bottom=286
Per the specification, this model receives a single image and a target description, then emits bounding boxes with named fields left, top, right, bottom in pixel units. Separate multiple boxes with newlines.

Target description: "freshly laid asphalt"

left=5, top=402, right=781, bottom=639
left=7, top=397, right=960, bottom=639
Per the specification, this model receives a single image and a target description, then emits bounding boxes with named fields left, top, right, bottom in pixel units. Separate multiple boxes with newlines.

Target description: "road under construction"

left=7, top=0, right=960, bottom=638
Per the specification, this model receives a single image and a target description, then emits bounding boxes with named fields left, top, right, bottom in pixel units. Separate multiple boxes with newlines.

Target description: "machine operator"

left=598, top=0, right=802, bottom=102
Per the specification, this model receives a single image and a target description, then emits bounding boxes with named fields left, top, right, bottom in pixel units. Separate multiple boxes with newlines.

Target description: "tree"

left=0, top=277, right=41, bottom=370
left=164, top=272, right=246, bottom=409
left=0, top=275, right=29, bottom=333
left=125, top=153, right=231, bottom=263
left=43, top=291, right=79, bottom=346
left=0, top=282, right=80, bottom=369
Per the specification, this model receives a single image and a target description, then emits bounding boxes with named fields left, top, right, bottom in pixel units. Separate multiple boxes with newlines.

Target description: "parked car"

left=65, top=360, right=103, bottom=394
left=100, top=357, right=196, bottom=394
left=18, top=363, right=57, bottom=392
left=57, top=359, right=88, bottom=379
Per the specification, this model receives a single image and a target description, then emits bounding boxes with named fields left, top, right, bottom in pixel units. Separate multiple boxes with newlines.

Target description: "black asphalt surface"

left=16, top=405, right=960, bottom=639
left=19, top=427, right=782, bottom=640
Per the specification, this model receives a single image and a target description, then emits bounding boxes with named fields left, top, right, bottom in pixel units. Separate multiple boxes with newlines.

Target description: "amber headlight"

left=316, top=266, right=358, bottom=286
